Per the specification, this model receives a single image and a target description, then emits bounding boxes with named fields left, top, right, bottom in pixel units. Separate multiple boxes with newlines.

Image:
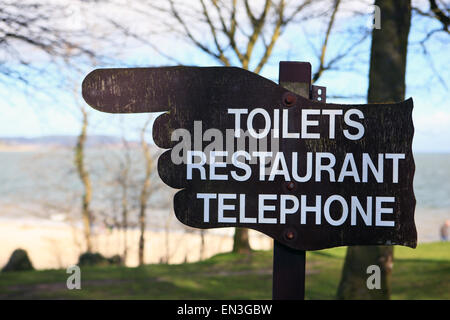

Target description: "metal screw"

left=285, top=230, right=295, bottom=241
left=283, top=93, right=296, bottom=106
left=286, top=181, right=296, bottom=191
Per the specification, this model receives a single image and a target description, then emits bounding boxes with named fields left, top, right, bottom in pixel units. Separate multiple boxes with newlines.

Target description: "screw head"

left=283, top=93, right=296, bottom=106
left=286, top=181, right=296, bottom=191
left=284, top=229, right=296, bottom=241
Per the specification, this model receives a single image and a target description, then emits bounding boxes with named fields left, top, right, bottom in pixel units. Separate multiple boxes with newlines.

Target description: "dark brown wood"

left=273, top=241, right=305, bottom=300
left=82, top=65, right=417, bottom=251
left=164, top=96, right=416, bottom=250
left=272, top=61, right=310, bottom=300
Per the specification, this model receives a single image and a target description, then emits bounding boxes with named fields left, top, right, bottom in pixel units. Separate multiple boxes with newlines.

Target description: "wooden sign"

left=82, top=66, right=417, bottom=251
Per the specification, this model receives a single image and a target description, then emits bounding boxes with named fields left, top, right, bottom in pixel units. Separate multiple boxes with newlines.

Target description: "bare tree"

left=138, top=116, right=153, bottom=266
left=413, top=0, right=449, bottom=35
left=336, top=0, right=449, bottom=300
left=412, top=0, right=449, bottom=88
left=0, top=1, right=115, bottom=254
left=114, top=130, right=133, bottom=263
left=312, top=0, right=342, bottom=82
left=337, top=0, right=412, bottom=300
left=116, top=131, right=133, bottom=263
left=199, top=229, right=206, bottom=260
left=74, top=105, right=93, bottom=252
left=0, top=1, right=98, bottom=88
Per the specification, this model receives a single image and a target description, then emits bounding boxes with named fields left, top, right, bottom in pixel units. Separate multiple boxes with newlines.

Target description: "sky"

left=0, top=0, right=448, bottom=153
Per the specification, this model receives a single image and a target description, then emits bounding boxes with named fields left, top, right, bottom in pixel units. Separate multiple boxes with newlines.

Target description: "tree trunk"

left=138, top=117, right=152, bottom=266
left=138, top=198, right=147, bottom=266
left=199, top=230, right=205, bottom=260
left=337, top=0, right=411, bottom=300
left=120, top=137, right=131, bottom=265
left=121, top=183, right=128, bottom=264
left=164, top=218, right=170, bottom=264
left=75, top=108, right=93, bottom=253
left=232, top=228, right=251, bottom=254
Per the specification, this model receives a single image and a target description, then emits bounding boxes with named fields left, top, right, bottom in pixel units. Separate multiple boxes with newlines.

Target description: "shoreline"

left=1, top=207, right=448, bottom=270
left=0, top=218, right=272, bottom=270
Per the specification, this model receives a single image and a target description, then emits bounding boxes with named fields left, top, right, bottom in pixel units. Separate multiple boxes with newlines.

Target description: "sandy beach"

left=1, top=206, right=447, bottom=270
left=0, top=218, right=273, bottom=270
left=0, top=144, right=42, bottom=152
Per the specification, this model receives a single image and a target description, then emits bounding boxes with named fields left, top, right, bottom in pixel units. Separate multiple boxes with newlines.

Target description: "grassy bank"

left=0, top=242, right=449, bottom=299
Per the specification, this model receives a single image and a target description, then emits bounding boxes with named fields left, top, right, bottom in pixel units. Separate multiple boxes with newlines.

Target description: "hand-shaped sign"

left=82, top=64, right=416, bottom=251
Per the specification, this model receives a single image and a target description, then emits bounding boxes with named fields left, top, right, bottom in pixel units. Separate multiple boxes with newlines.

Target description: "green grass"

left=0, top=242, right=448, bottom=300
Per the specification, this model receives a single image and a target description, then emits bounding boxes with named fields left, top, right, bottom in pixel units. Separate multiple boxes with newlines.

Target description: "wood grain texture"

left=81, top=66, right=417, bottom=251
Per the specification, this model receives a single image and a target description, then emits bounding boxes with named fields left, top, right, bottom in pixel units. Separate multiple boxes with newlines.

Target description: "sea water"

left=0, top=150, right=448, bottom=242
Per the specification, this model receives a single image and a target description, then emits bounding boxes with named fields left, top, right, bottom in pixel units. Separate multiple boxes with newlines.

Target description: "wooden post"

left=272, top=61, right=311, bottom=300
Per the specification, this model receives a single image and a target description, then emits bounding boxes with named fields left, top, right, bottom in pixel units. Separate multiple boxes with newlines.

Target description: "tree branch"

left=242, top=0, right=272, bottom=69
left=253, top=1, right=285, bottom=74
left=210, top=0, right=244, bottom=63
left=168, top=0, right=227, bottom=65
left=429, top=0, right=449, bottom=31
left=312, top=0, right=341, bottom=83
left=199, top=0, right=231, bottom=66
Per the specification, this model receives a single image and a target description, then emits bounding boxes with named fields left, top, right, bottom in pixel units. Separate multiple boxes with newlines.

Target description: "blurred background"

left=0, top=0, right=448, bottom=299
